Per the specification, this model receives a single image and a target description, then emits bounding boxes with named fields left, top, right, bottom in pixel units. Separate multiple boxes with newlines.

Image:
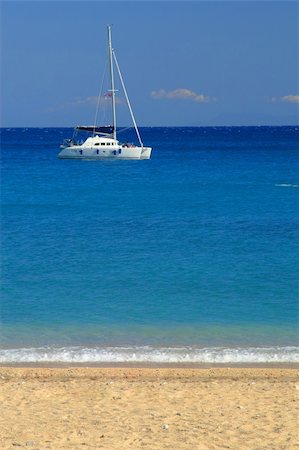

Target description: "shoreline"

left=1, top=361, right=299, bottom=369
left=1, top=343, right=298, bottom=368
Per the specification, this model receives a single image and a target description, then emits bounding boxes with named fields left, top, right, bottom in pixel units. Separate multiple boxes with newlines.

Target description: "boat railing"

left=61, top=138, right=77, bottom=148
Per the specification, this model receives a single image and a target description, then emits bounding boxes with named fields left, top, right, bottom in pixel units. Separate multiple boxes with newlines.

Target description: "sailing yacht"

left=58, top=26, right=152, bottom=160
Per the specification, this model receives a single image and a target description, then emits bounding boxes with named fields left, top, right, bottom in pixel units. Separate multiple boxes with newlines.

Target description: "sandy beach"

left=0, top=367, right=298, bottom=449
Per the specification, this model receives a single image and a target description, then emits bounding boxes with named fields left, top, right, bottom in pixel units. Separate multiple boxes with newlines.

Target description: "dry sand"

left=0, top=367, right=298, bottom=449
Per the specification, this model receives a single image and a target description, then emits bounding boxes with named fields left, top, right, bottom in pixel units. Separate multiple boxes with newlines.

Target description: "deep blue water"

left=1, top=126, right=298, bottom=363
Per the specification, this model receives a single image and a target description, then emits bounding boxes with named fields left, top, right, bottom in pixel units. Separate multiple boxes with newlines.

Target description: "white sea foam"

left=275, top=183, right=299, bottom=188
left=0, top=346, right=298, bottom=364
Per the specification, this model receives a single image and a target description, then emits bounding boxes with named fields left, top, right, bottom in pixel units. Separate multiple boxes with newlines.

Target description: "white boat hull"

left=58, top=145, right=151, bottom=160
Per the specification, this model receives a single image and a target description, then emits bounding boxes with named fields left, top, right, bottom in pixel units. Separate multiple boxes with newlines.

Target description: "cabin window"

left=101, top=143, right=105, bottom=146
left=107, top=143, right=110, bottom=146
left=95, top=143, right=99, bottom=146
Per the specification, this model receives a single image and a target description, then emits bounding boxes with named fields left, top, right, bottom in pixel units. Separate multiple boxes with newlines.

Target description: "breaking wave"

left=0, top=346, right=298, bottom=364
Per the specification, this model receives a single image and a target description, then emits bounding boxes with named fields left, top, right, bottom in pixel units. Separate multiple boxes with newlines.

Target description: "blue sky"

left=1, top=1, right=298, bottom=126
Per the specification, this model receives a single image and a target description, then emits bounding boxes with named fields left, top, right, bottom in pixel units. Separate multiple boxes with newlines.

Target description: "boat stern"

left=140, top=147, right=152, bottom=159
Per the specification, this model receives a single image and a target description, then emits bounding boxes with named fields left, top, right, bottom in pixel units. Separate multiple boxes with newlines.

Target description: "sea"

left=1, top=126, right=298, bottom=365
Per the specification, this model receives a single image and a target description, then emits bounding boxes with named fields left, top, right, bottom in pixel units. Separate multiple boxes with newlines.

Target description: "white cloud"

left=45, top=94, right=123, bottom=113
left=281, top=95, right=299, bottom=104
left=270, top=95, right=299, bottom=104
left=44, top=96, right=97, bottom=112
left=71, top=96, right=98, bottom=106
left=151, top=88, right=212, bottom=103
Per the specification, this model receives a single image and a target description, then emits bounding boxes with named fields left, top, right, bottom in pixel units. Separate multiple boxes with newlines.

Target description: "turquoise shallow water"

left=1, top=126, right=298, bottom=363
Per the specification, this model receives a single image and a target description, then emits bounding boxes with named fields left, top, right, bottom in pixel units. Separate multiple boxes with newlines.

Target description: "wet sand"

left=1, top=367, right=298, bottom=449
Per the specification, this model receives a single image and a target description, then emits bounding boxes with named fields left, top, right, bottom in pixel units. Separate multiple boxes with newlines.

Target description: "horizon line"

left=1, top=124, right=299, bottom=129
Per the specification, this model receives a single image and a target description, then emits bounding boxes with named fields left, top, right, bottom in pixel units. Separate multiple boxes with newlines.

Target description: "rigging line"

left=117, top=126, right=133, bottom=134
left=112, top=50, right=143, bottom=147
left=93, top=59, right=108, bottom=135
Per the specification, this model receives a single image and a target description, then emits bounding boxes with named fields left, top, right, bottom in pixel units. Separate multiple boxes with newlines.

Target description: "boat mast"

left=107, top=25, right=117, bottom=140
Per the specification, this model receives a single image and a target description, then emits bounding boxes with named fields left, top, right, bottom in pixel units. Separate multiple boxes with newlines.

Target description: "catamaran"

left=58, top=26, right=152, bottom=160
